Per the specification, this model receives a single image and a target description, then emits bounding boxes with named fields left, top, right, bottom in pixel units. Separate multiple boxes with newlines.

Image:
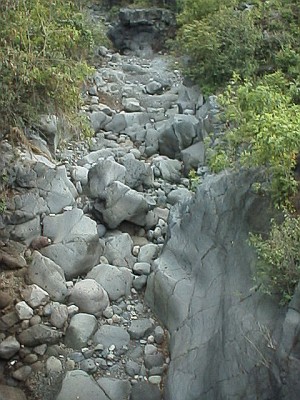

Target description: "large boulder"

left=145, top=170, right=293, bottom=400
left=87, top=264, right=133, bottom=301
left=158, top=114, right=201, bottom=159
left=88, top=159, right=126, bottom=199
left=41, top=209, right=103, bottom=279
left=64, top=313, right=98, bottom=349
left=68, top=279, right=109, bottom=317
left=98, top=181, right=150, bottom=229
left=28, top=251, right=68, bottom=302
left=56, top=370, right=109, bottom=400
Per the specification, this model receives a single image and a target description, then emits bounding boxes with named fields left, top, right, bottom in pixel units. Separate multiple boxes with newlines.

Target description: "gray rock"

left=123, top=98, right=142, bottom=112
left=38, top=114, right=59, bottom=149
left=12, top=366, right=32, bottom=381
left=15, top=301, right=33, bottom=320
left=93, top=325, right=130, bottom=349
left=130, top=381, right=161, bottom=400
left=158, top=114, right=201, bottom=159
left=177, top=84, right=203, bottom=115
left=64, top=313, right=97, bottom=350
left=121, top=156, right=154, bottom=189
left=21, top=284, right=50, bottom=308
left=88, top=159, right=126, bottom=199
left=104, top=114, right=126, bottom=133
left=89, top=111, right=111, bottom=133
left=9, top=217, right=41, bottom=246
left=0, top=336, right=20, bottom=359
left=181, top=141, right=205, bottom=175
left=146, top=81, right=163, bottom=95
left=154, top=326, right=164, bottom=345
left=80, top=358, right=97, bottom=374
left=18, top=324, right=62, bottom=346
left=69, top=279, right=109, bottom=317
left=97, top=377, right=131, bottom=400
left=133, top=275, right=148, bottom=291
left=78, top=149, right=115, bottom=166
left=28, top=252, right=68, bottom=302
left=145, top=170, right=286, bottom=400
left=101, top=181, right=149, bottom=229
left=55, top=370, right=109, bottom=400
left=46, top=356, right=63, bottom=375
left=144, top=128, right=159, bottom=157
left=167, top=188, right=192, bottom=206
left=128, top=319, right=154, bottom=340
left=87, top=264, right=133, bottom=301
left=41, top=209, right=103, bottom=279
left=0, top=385, right=27, bottom=400
left=35, top=164, right=77, bottom=213
left=0, top=312, right=19, bottom=331
left=144, top=353, right=164, bottom=369
left=103, top=232, right=136, bottom=269
left=125, top=360, right=140, bottom=376
left=70, top=166, right=89, bottom=186
left=133, top=262, right=151, bottom=275
left=138, top=244, right=159, bottom=263
left=151, top=157, right=182, bottom=183
left=50, top=304, right=68, bottom=329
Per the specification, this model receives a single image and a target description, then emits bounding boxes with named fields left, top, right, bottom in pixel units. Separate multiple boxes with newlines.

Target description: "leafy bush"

left=176, top=5, right=260, bottom=93
left=175, top=0, right=300, bottom=93
left=208, top=72, right=300, bottom=205
left=249, top=212, right=300, bottom=305
left=0, top=0, right=94, bottom=134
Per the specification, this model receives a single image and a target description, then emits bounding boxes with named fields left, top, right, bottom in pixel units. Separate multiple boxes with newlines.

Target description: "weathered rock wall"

left=146, top=170, right=300, bottom=399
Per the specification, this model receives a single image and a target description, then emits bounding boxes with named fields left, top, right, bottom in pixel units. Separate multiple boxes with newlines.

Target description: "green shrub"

left=249, top=212, right=300, bottom=305
left=0, top=0, right=94, bottom=134
left=175, top=0, right=300, bottom=93
left=176, top=5, right=260, bottom=93
left=208, top=72, right=300, bottom=205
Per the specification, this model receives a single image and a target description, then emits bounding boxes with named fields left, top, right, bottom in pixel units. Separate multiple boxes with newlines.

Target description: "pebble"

left=0, top=292, right=12, bottom=309
left=12, top=365, right=32, bottom=381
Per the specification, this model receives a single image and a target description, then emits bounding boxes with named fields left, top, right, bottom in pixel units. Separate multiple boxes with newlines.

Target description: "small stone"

left=34, top=344, right=47, bottom=356
left=30, top=315, right=42, bottom=326
left=80, top=358, right=97, bottom=373
left=12, top=365, right=32, bottom=381
left=147, top=335, right=155, bottom=344
left=154, top=326, right=164, bottom=345
left=46, top=356, right=63, bottom=375
left=30, top=236, right=51, bottom=250
left=125, top=360, right=140, bottom=377
left=0, top=292, right=12, bottom=309
left=15, top=301, right=34, bottom=320
left=23, top=354, right=38, bottom=364
left=132, top=245, right=140, bottom=256
left=21, top=284, right=50, bottom=308
left=148, top=375, right=162, bottom=385
left=0, top=336, right=20, bottom=359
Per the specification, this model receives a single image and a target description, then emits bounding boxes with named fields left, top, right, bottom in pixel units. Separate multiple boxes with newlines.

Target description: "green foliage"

left=177, top=0, right=237, bottom=24
left=249, top=212, right=300, bottom=305
left=188, top=168, right=200, bottom=191
left=176, top=5, right=260, bottom=93
left=175, top=0, right=300, bottom=93
left=0, top=0, right=94, bottom=133
left=208, top=72, right=300, bottom=205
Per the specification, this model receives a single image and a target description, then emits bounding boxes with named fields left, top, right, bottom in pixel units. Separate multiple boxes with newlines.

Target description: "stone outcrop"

left=145, top=169, right=300, bottom=400
left=107, top=8, right=176, bottom=56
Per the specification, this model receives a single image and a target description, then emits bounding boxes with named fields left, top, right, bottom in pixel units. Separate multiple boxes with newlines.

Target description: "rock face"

left=108, top=8, right=176, bottom=56
left=145, top=170, right=296, bottom=400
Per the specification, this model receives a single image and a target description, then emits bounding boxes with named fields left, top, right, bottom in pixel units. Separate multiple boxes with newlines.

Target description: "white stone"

left=15, top=301, right=34, bottom=320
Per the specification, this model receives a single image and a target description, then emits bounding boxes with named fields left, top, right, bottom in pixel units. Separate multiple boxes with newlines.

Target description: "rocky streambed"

left=2, top=7, right=300, bottom=400
left=0, top=29, right=219, bottom=399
